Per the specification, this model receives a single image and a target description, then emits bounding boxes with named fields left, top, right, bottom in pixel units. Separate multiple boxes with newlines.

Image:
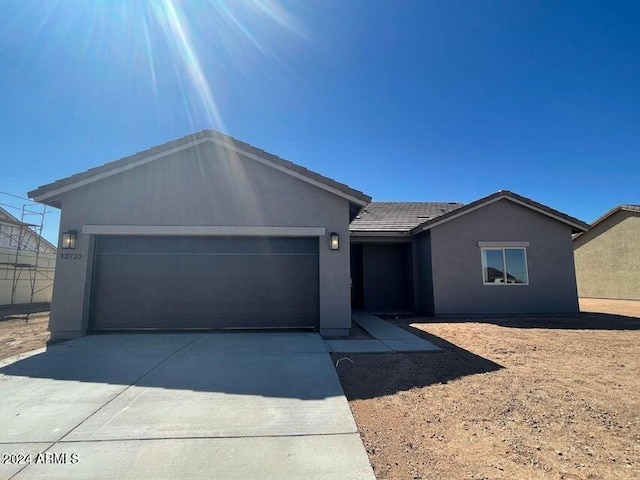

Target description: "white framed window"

left=481, top=247, right=528, bottom=285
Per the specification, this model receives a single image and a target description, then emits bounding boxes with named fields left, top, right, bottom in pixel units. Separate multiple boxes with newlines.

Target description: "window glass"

left=504, top=248, right=527, bottom=284
left=482, top=247, right=528, bottom=285
left=482, top=249, right=504, bottom=283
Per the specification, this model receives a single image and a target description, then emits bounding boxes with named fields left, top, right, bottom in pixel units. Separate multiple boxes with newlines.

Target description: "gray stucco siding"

left=48, top=142, right=352, bottom=340
left=429, top=199, right=579, bottom=314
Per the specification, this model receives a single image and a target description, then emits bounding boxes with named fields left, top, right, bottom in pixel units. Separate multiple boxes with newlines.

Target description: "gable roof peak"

left=412, top=190, right=589, bottom=234
left=28, top=130, right=371, bottom=209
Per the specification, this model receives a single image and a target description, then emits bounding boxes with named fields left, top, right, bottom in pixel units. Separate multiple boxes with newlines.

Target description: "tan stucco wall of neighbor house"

left=46, top=141, right=353, bottom=340
left=573, top=210, right=640, bottom=300
left=429, top=199, right=579, bottom=314
left=0, top=248, right=56, bottom=305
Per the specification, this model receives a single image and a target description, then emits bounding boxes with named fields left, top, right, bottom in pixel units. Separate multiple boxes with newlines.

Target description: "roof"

left=0, top=207, right=57, bottom=251
left=350, top=202, right=464, bottom=233
left=573, top=204, right=640, bottom=240
left=0, top=209, right=32, bottom=228
left=28, top=130, right=372, bottom=213
left=412, top=190, right=590, bottom=235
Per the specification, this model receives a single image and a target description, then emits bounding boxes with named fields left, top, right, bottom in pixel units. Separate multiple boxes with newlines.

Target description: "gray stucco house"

left=573, top=205, right=640, bottom=300
left=29, top=131, right=589, bottom=341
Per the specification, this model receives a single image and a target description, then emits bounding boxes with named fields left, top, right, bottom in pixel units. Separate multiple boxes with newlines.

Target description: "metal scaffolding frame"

left=0, top=191, right=56, bottom=306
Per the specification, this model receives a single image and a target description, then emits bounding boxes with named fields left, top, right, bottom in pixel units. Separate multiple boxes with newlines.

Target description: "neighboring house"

left=0, top=207, right=57, bottom=305
left=573, top=205, right=640, bottom=301
left=28, top=130, right=588, bottom=341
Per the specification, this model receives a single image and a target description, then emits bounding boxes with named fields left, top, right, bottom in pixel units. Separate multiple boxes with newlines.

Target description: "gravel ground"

left=0, top=311, right=50, bottom=361
left=579, top=298, right=640, bottom=317
left=334, top=300, right=640, bottom=480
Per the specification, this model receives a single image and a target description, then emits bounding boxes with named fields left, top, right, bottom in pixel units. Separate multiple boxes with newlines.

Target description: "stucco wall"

left=573, top=210, right=640, bottom=300
left=0, top=248, right=56, bottom=305
left=47, top=141, right=353, bottom=340
left=429, top=199, right=579, bottom=314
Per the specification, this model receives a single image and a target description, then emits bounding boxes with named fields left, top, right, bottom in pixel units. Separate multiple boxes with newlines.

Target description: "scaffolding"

left=0, top=191, right=56, bottom=307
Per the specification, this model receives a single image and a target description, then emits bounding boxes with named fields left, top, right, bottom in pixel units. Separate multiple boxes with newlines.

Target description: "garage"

left=90, top=235, right=319, bottom=331
left=29, top=131, right=371, bottom=340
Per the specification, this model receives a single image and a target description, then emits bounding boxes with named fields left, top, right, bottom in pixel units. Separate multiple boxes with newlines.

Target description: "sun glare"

left=141, top=0, right=305, bottom=220
left=151, top=0, right=224, bottom=129
left=147, top=0, right=305, bottom=131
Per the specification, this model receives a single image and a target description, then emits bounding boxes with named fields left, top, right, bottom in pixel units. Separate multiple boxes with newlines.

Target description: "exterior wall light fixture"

left=330, top=232, right=339, bottom=250
left=61, top=230, right=77, bottom=249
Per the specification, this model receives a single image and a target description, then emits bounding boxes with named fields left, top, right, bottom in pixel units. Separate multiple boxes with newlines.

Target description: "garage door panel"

left=97, top=236, right=317, bottom=255
left=90, top=236, right=319, bottom=331
left=92, top=308, right=318, bottom=330
left=95, top=254, right=318, bottom=278
left=93, top=277, right=318, bottom=310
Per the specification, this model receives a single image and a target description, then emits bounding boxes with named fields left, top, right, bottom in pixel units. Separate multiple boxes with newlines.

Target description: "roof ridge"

left=366, top=201, right=463, bottom=205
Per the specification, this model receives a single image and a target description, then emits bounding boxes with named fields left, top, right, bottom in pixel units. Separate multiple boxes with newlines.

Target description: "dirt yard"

left=579, top=298, right=640, bottom=317
left=0, top=311, right=50, bottom=361
left=334, top=300, right=640, bottom=480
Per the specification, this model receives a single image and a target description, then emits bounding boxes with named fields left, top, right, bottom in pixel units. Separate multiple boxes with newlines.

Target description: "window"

left=481, top=247, right=528, bottom=285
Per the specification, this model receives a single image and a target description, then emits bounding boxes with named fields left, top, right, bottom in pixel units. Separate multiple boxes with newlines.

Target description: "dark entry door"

left=361, top=243, right=411, bottom=311
left=350, top=243, right=364, bottom=309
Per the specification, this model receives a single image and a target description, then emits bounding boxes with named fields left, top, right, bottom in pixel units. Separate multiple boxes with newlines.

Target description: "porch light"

left=61, top=230, right=77, bottom=249
left=330, top=232, right=339, bottom=250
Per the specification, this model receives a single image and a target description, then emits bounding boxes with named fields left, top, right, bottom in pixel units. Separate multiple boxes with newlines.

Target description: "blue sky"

left=1, top=0, right=639, bottom=243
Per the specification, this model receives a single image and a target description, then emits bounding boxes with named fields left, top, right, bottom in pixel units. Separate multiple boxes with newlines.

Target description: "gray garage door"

left=90, top=236, right=319, bottom=331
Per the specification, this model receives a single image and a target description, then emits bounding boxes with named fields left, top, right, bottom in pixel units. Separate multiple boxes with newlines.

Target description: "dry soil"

left=0, top=311, right=50, bottom=361
left=333, top=300, right=640, bottom=480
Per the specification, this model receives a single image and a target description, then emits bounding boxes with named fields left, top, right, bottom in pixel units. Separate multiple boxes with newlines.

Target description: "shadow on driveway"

left=0, top=332, right=342, bottom=400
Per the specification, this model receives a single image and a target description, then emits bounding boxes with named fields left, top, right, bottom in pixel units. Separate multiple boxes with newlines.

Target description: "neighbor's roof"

left=0, top=207, right=57, bottom=250
left=573, top=204, right=640, bottom=240
left=412, top=190, right=590, bottom=235
left=28, top=130, right=372, bottom=210
left=0, top=207, right=33, bottom=228
left=350, top=202, right=464, bottom=233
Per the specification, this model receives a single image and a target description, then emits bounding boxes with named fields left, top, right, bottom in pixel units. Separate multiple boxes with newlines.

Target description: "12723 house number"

left=59, top=253, right=83, bottom=260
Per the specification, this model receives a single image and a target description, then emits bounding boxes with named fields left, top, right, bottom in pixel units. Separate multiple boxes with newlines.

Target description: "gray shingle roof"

left=350, top=202, right=464, bottom=233
left=28, top=130, right=372, bottom=210
left=351, top=191, right=590, bottom=235
left=620, top=204, right=640, bottom=212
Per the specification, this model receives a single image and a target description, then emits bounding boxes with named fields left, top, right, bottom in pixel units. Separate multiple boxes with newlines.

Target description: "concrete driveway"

left=0, top=333, right=374, bottom=479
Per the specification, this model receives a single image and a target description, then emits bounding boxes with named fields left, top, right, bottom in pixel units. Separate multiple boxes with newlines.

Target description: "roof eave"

left=349, top=230, right=412, bottom=237
left=28, top=132, right=371, bottom=208
left=573, top=204, right=639, bottom=240
left=411, top=191, right=589, bottom=235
